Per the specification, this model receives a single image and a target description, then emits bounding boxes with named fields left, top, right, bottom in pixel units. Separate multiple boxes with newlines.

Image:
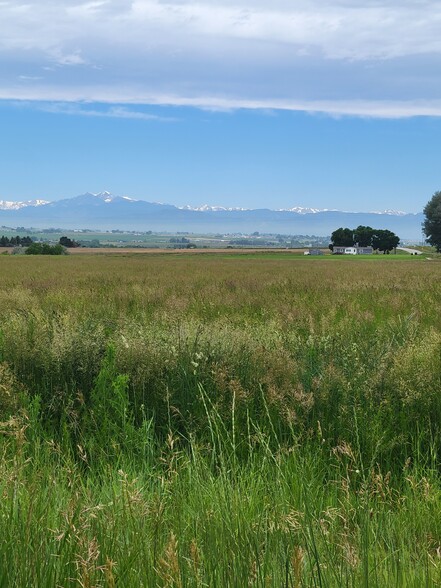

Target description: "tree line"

left=0, top=235, right=80, bottom=254
left=0, top=235, right=33, bottom=247
left=329, top=225, right=400, bottom=253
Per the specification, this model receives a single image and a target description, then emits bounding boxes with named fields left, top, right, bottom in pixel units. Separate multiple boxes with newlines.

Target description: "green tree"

left=25, top=242, right=67, bottom=255
left=353, top=225, right=374, bottom=247
left=59, top=236, right=79, bottom=248
left=25, top=242, right=43, bottom=255
left=423, top=191, right=441, bottom=251
left=372, top=229, right=400, bottom=254
left=330, top=227, right=354, bottom=247
left=51, top=244, right=66, bottom=255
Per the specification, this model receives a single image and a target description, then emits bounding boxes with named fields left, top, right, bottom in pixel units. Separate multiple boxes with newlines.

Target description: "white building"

left=332, top=246, right=373, bottom=255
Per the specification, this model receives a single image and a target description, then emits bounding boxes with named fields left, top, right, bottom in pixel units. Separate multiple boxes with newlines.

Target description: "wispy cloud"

left=7, top=93, right=441, bottom=119
left=1, top=1, right=441, bottom=117
left=39, top=103, right=176, bottom=121
left=18, top=75, right=44, bottom=81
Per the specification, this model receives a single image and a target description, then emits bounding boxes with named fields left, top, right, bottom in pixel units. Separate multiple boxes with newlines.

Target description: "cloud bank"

left=1, top=0, right=441, bottom=116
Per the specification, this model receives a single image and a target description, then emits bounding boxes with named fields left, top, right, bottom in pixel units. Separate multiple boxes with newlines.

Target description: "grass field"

left=1, top=253, right=441, bottom=586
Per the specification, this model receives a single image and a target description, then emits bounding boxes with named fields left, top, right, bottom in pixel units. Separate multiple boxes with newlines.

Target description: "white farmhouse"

left=332, top=246, right=373, bottom=255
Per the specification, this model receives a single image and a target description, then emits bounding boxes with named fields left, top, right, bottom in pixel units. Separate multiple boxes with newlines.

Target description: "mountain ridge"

left=0, top=192, right=424, bottom=239
left=0, top=192, right=418, bottom=216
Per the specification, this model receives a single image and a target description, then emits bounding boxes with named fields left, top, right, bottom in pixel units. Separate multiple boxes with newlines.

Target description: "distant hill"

left=0, top=192, right=424, bottom=239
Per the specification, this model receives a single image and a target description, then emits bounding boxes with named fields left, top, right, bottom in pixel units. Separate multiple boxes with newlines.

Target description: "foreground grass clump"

left=1, top=253, right=441, bottom=586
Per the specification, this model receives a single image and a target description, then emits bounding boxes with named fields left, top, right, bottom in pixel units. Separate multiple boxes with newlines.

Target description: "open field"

left=0, top=227, right=329, bottom=249
left=2, top=244, right=431, bottom=258
left=66, top=246, right=309, bottom=255
left=1, top=254, right=441, bottom=586
left=64, top=247, right=427, bottom=257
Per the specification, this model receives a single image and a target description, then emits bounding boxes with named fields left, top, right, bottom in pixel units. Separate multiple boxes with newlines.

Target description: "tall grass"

left=1, top=253, right=441, bottom=585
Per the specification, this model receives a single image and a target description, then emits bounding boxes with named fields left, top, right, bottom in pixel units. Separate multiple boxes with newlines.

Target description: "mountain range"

left=0, top=192, right=424, bottom=239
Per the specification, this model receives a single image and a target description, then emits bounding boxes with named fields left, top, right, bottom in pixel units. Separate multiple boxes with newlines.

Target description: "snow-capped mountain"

left=179, top=204, right=414, bottom=216
left=0, top=199, right=49, bottom=210
left=0, top=192, right=424, bottom=239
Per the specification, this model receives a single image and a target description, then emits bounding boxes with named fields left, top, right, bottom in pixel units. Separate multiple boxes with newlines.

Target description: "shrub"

left=25, top=243, right=67, bottom=255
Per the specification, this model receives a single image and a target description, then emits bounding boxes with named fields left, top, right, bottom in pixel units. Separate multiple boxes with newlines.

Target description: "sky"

left=1, top=0, right=440, bottom=213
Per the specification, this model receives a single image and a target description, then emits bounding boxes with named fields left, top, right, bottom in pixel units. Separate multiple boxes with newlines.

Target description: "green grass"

left=1, top=254, right=441, bottom=586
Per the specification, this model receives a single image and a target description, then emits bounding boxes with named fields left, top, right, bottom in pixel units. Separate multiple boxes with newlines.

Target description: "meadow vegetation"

left=1, top=253, right=441, bottom=586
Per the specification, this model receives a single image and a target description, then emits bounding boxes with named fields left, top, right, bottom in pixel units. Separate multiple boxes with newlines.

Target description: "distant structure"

left=333, top=246, right=373, bottom=255
left=304, top=248, right=325, bottom=256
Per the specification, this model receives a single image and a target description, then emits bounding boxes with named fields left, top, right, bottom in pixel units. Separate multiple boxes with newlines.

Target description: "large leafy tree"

left=330, top=227, right=354, bottom=247
left=59, top=236, right=79, bottom=248
left=423, top=191, right=441, bottom=251
left=353, top=225, right=374, bottom=247
left=372, top=229, right=400, bottom=254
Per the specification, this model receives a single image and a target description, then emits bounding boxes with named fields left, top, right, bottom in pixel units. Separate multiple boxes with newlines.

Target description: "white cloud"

left=1, top=0, right=441, bottom=116
left=51, top=50, right=87, bottom=66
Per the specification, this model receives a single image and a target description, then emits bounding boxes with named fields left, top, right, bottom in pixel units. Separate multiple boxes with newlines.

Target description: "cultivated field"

left=1, top=253, right=441, bottom=586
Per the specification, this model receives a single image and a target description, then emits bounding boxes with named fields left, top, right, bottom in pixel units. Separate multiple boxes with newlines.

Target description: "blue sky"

left=1, top=0, right=440, bottom=213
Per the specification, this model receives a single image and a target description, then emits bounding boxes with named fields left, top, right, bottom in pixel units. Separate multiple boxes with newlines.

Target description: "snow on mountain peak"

left=276, top=206, right=337, bottom=214
left=91, top=191, right=114, bottom=202
left=371, top=209, right=408, bottom=216
left=89, top=192, right=138, bottom=203
left=178, top=204, right=251, bottom=212
left=178, top=204, right=415, bottom=216
left=0, top=199, right=49, bottom=210
left=178, top=204, right=342, bottom=214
